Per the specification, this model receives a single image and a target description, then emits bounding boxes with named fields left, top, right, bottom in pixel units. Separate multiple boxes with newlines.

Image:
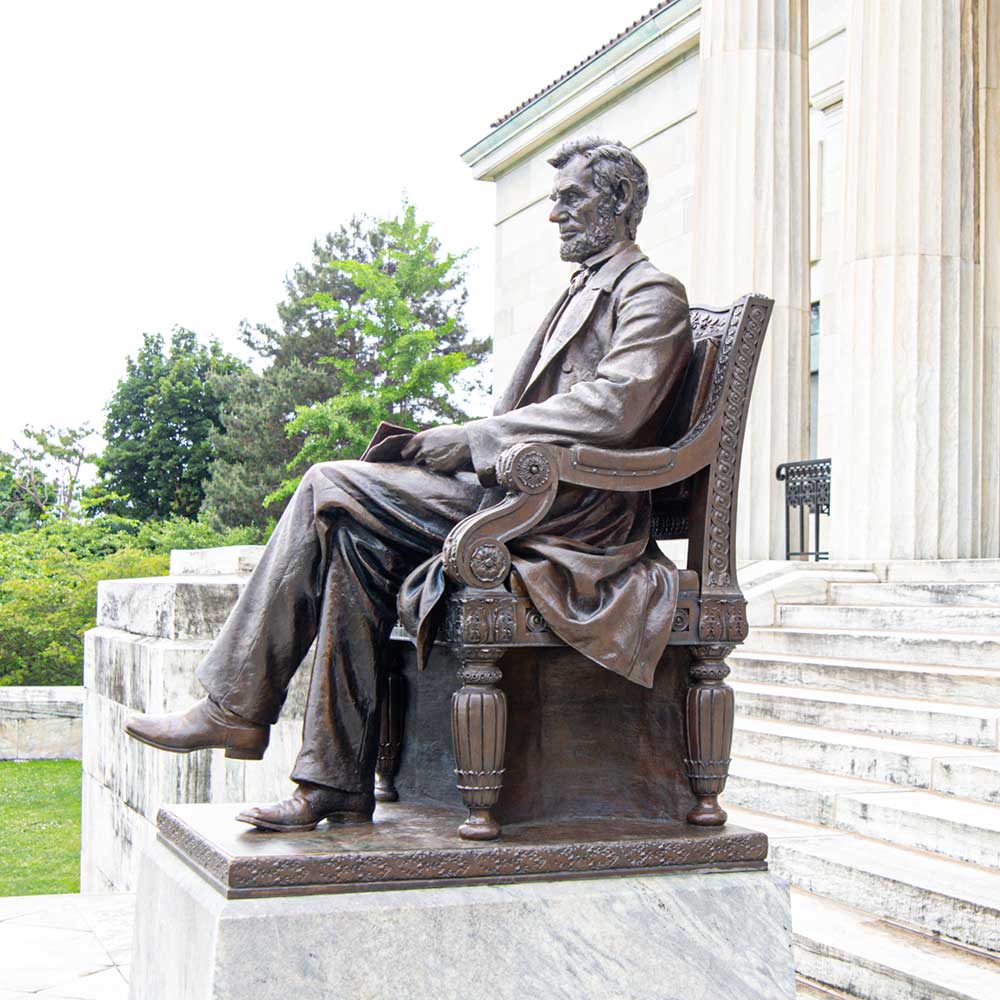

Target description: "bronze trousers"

left=196, top=460, right=482, bottom=793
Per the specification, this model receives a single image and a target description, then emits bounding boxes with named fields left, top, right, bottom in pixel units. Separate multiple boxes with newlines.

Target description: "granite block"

left=169, top=546, right=264, bottom=577
left=130, top=839, right=795, bottom=1000
left=82, top=622, right=310, bottom=892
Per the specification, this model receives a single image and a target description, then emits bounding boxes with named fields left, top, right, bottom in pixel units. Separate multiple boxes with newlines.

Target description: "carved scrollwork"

left=672, top=607, right=691, bottom=633
left=690, top=642, right=733, bottom=681
left=496, top=442, right=555, bottom=495
left=689, top=658, right=731, bottom=682
left=458, top=665, right=504, bottom=685
left=703, top=300, right=769, bottom=591
left=698, top=597, right=748, bottom=645
left=468, top=541, right=511, bottom=587
left=524, top=604, right=549, bottom=633
left=446, top=595, right=516, bottom=648
left=515, top=451, right=552, bottom=491
left=688, top=308, right=730, bottom=342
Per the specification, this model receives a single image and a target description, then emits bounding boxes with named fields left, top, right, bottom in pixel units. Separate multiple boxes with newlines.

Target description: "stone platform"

left=157, top=801, right=768, bottom=897
left=132, top=803, right=794, bottom=1000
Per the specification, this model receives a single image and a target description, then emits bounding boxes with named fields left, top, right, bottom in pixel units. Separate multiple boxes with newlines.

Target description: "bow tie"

left=567, top=267, right=590, bottom=297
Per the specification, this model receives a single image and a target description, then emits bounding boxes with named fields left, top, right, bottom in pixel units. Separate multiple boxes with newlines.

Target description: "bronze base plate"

left=157, top=801, right=768, bottom=900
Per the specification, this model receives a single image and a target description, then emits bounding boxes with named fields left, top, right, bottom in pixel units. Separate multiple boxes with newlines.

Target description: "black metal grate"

left=776, top=458, right=831, bottom=560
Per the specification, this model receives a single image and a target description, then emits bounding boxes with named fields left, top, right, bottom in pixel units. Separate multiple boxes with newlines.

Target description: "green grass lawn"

left=0, top=760, right=81, bottom=896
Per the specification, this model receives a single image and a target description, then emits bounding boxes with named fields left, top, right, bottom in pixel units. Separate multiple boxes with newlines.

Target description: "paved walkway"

left=0, top=893, right=132, bottom=999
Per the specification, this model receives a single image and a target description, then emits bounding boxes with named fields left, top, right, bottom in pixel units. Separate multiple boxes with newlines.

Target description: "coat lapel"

left=515, top=243, right=648, bottom=406
left=493, top=293, right=567, bottom=415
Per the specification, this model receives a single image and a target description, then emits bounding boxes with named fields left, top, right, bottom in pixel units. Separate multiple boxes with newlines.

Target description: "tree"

left=0, top=425, right=96, bottom=529
left=201, top=205, right=490, bottom=529
left=266, top=206, right=479, bottom=504
left=98, top=329, right=248, bottom=520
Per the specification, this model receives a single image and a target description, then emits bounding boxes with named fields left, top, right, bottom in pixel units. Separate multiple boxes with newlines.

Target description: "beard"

left=559, top=197, right=617, bottom=262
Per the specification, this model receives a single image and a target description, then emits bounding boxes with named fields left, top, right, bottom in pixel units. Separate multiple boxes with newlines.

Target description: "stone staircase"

left=727, top=559, right=1000, bottom=999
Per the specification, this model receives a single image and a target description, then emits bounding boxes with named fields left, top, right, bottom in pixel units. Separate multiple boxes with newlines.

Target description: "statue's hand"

left=400, top=425, right=472, bottom=473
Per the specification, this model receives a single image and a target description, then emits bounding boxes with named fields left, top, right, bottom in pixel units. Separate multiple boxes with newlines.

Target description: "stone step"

left=729, top=758, right=1000, bottom=867
left=169, top=545, right=264, bottom=577
left=836, top=789, right=1000, bottom=869
left=740, top=560, right=876, bottom=589
left=885, top=559, right=1000, bottom=582
left=733, top=718, right=967, bottom=788
left=795, top=979, right=856, bottom=999
left=780, top=602, right=1000, bottom=635
left=743, top=624, right=1000, bottom=669
left=728, top=808, right=1000, bottom=954
left=933, top=754, right=1000, bottom=805
left=727, top=757, right=902, bottom=826
left=830, top=580, right=1000, bottom=607
left=97, top=575, right=245, bottom=640
left=791, top=889, right=1000, bottom=1000
left=729, top=650, right=1000, bottom=706
left=731, top=681, right=1000, bottom=747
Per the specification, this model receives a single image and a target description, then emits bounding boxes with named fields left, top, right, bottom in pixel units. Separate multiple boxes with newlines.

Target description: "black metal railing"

left=776, top=458, right=831, bottom=561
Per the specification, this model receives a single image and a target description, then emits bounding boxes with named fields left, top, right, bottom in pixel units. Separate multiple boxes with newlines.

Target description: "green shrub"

left=0, top=515, right=264, bottom=686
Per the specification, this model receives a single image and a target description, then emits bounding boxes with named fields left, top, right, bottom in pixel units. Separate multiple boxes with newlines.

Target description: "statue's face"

left=549, top=155, right=618, bottom=262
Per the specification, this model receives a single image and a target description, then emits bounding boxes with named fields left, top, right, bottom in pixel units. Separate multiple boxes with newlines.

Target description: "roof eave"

left=461, top=0, right=700, bottom=181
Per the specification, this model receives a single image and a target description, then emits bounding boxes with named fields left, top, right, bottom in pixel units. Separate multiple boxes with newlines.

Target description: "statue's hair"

left=548, top=137, right=649, bottom=239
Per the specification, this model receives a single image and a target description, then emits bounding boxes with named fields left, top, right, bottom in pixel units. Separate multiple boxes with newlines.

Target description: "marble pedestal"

left=130, top=803, right=795, bottom=1000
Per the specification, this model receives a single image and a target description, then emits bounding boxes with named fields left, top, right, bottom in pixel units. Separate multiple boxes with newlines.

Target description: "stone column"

left=830, top=0, right=989, bottom=559
left=978, top=0, right=1000, bottom=555
left=690, top=0, right=811, bottom=561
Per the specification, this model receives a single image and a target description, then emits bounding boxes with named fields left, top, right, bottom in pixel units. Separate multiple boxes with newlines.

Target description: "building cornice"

left=460, top=0, right=700, bottom=181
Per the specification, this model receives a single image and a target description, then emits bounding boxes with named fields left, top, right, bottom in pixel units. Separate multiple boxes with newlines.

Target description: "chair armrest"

left=442, top=413, right=717, bottom=589
left=542, top=411, right=720, bottom=493
left=443, top=443, right=560, bottom=588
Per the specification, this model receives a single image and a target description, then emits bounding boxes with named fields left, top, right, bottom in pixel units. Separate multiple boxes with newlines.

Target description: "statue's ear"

left=615, top=177, right=634, bottom=217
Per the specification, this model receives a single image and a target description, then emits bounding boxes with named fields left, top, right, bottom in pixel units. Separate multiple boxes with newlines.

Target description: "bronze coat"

left=399, top=242, right=693, bottom=688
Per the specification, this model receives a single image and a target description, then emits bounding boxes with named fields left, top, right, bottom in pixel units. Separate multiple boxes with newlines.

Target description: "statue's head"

left=547, top=137, right=649, bottom=262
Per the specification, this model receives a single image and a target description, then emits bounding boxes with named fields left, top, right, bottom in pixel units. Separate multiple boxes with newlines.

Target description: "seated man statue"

left=125, top=137, right=694, bottom=832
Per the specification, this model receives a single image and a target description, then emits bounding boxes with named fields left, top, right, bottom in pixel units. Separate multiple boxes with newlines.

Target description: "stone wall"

left=463, top=0, right=1000, bottom=561
left=81, top=546, right=310, bottom=893
left=0, top=686, right=83, bottom=760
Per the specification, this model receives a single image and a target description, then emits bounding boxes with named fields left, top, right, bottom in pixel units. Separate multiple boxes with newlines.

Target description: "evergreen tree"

left=266, top=205, right=479, bottom=505
left=201, top=205, right=490, bottom=529
left=99, top=329, right=248, bottom=519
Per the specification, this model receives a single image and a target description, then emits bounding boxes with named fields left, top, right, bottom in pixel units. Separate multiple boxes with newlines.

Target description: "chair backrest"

left=651, top=296, right=773, bottom=569
left=660, top=305, right=730, bottom=443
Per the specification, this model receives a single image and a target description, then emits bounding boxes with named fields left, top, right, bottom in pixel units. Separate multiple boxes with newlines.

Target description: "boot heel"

left=323, top=810, right=374, bottom=825
left=224, top=730, right=268, bottom=760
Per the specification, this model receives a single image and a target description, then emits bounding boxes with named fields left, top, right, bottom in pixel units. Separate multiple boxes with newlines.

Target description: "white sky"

left=0, top=0, right=659, bottom=454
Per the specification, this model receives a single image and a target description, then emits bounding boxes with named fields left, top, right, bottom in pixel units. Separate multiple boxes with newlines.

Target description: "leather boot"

left=236, top=782, right=375, bottom=832
left=124, top=697, right=269, bottom=760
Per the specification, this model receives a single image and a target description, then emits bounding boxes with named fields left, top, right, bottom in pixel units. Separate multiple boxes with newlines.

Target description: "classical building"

left=462, top=0, right=999, bottom=563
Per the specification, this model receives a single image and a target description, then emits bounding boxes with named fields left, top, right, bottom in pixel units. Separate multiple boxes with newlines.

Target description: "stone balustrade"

left=81, top=545, right=310, bottom=892
left=0, top=686, right=83, bottom=761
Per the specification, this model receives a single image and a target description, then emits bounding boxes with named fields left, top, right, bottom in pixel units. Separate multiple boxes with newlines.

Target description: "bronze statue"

left=125, top=137, right=695, bottom=833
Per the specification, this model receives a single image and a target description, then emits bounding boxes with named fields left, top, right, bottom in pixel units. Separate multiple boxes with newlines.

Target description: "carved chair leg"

left=684, top=644, right=735, bottom=827
left=451, top=651, right=507, bottom=841
left=375, top=668, right=406, bottom=803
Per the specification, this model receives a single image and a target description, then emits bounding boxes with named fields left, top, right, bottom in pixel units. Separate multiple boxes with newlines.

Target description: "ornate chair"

left=381, top=294, right=774, bottom=840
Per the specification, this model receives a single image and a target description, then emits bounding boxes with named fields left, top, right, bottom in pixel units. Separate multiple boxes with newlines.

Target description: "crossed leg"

left=127, top=459, right=483, bottom=829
